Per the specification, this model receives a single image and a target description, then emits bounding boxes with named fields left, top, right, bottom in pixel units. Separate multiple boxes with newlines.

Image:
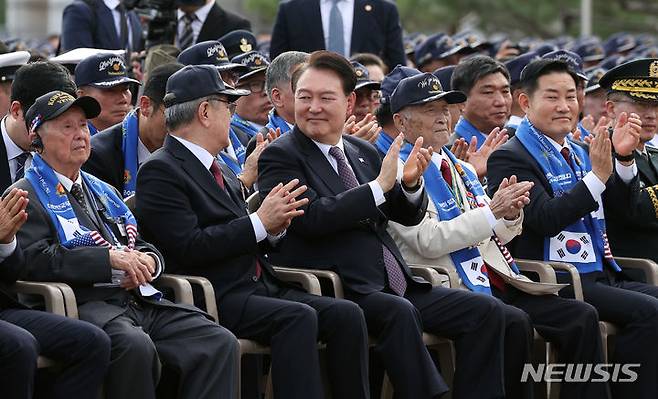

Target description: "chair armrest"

left=164, top=274, right=219, bottom=322
left=409, top=266, right=444, bottom=287
left=10, top=281, right=66, bottom=316
left=409, top=263, right=460, bottom=288
left=156, top=275, right=194, bottom=305
left=274, top=267, right=344, bottom=298
left=48, top=282, right=79, bottom=319
left=515, top=259, right=557, bottom=284
left=274, top=269, right=322, bottom=296
left=546, top=262, right=584, bottom=301
left=615, top=257, right=658, bottom=286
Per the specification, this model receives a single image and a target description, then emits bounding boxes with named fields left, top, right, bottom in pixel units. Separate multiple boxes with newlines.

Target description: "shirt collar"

left=311, top=136, right=345, bottom=158
left=171, top=134, right=216, bottom=170
left=1, top=117, right=26, bottom=161
left=545, top=134, right=571, bottom=153
left=177, top=0, right=214, bottom=22
left=137, top=137, right=152, bottom=164
left=54, top=170, right=83, bottom=192
left=104, top=0, right=120, bottom=10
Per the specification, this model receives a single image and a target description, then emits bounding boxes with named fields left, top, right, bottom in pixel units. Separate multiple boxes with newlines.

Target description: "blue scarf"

left=219, top=127, right=246, bottom=175
left=25, top=154, right=138, bottom=250
left=120, top=110, right=139, bottom=198
left=374, top=129, right=395, bottom=155
left=515, top=117, right=620, bottom=274
left=87, top=121, right=98, bottom=136
left=454, top=117, right=487, bottom=150
left=230, top=113, right=261, bottom=139
left=265, top=108, right=292, bottom=134
left=577, top=121, right=591, bottom=138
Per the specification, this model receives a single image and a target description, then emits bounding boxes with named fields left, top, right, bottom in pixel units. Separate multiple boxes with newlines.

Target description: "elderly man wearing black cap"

left=75, top=53, right=140, bottom=134
left=600, top=58, right=658, bottom=265
left=13, top=90, right=239, bottom=399
left=487, top=58, right=658, bottom=399
left=135, top=64, right=370, bottom=399
left=387, top=72, right=609, bottom=399
left=258, top=50, right=507, bottom=399
left=83, top=63, right=184, bottom=198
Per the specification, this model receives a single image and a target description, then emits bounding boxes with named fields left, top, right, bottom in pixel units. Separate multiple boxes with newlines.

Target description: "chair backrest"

left=246, top=191, right=262, bottom=214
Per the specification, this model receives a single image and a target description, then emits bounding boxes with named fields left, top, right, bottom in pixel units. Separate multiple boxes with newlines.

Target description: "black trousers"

left=497, top=287, right=609, bottom=399
left=349, top=285, right=507, bottom=399
left=0, top=308, right=110, bottom=399
left=227, top=282, right=370, bottom=399
left=102, top=300, right=239, bottom=399
left=558, top=270, right=658, bottom=399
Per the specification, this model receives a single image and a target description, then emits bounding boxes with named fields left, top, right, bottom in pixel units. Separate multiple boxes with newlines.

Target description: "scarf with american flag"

left=25, top=154, right=138, bottom=250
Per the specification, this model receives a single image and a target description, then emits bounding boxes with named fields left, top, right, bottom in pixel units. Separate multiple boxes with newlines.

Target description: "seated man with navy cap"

left=83, top=63, right=184, bottom=197
left=75, top=53, right=140, bottom=134
left=176, top=40, right=248, bottom=87
left=0, top=51, right=30, bottom=118
left=135, top=64, right=370, bottom=399
left=350, top=61, right=381, bottom=125
left=13, top=90, right=239, bottom=399
left=219, top=29, right=259, bottom=60
left=387, top=72, right=608, bottom=399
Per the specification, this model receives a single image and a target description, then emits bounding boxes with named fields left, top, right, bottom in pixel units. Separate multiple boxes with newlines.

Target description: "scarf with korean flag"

left=515, top=117, right=620, bottom=274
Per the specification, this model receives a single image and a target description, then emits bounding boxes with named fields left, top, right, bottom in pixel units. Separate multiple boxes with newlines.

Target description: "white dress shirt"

left=137, top=137, right=152, bottom=166
left=312, top=137, right=424, bottom=206
left=104, top=0, right=134, bottom=49
left=320, top=0, right=354, bottom=56
left=176, top=0, right=214, bottom=47
left=171, top=135, right=269, bottom=242
left=1, top=117, right=31, bottom=183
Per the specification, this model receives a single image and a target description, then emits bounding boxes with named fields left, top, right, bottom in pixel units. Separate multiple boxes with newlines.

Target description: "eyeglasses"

left=237, top=80, right=266, bottom=94
left=356, top=89, right=381, bottom=102
left=208, top=97, right=237, bottom=113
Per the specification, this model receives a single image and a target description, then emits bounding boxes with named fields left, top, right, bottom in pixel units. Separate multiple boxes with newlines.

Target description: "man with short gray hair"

left=263, top=51, right=309, bottom=134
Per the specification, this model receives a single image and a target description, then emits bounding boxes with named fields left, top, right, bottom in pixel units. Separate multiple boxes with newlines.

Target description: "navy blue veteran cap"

left=542, top=50, right=587, bottom=81
left=573, top=40, right=605, bottom=62
left=390, top=72, right=466, bottom=114
left=584, top=67, right=607, bottom=94
left=232, top=51, right=270, bottom=82
left=25, top=90, right=101, bottom=133
left=74, top=53, right=140, bottom=88
left=380, top=65, right=420, bottom=104
left=598, top=58, right=658, bottom=103
left=163, top=65, right=249, bottom=107
left=505, top=52, right=540, bottom=86
left=414, top=33, right=460, bottom=67
left=432, top=65, right=455, bottom=91
left=604, top=32, right=637, bottom=56
left=520, top=59, right=578, bottom=87
left=177, top=40, right=249, bottom=74
left=219, top=30, right=258, bottom=60
left=351, top=61, right=381, bottom=91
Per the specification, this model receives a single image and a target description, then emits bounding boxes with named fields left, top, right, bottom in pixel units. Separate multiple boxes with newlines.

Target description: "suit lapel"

left=198, top=3, right=221, bottom=42
left=295, top=129, right=345, bottom=195
left=343, top=138, right=372, bottom=184
left=165, top=136, right=243, bottom=217
left=350, top=0, right=368, bottom=54
left=0, top=136, right=12, bottom=191
left=304, top=0, right=326, bottom=50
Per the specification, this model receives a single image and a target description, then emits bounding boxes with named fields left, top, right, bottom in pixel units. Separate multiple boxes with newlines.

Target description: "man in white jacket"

left=378, top=71, right=610, bottom=399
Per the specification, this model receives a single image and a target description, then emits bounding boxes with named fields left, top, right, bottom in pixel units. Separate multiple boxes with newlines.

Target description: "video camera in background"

left=124, top=0, right=178, bottom=49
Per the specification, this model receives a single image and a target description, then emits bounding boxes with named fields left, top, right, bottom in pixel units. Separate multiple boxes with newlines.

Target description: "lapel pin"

left=359, top=157, right=366, bottom=163
left=365, top=4, right=372, bottom=11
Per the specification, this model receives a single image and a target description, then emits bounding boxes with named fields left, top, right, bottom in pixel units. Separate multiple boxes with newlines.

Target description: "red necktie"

left=440, top=159, right=453, bottom=187
left=210, top=159, right=262, bottom=278
left=560, top=147, right=574, bottom=172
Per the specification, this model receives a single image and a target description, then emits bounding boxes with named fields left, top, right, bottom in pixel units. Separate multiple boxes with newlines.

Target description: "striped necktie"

left=179, top=13, right=197, bottom=50
left=14, top=152, right=28, bottom=182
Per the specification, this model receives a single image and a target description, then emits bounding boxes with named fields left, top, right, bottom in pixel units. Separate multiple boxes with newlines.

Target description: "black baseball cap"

left=74, top=53, right=140, bottom=88
left=390, top=72, right=466, bottom=114
left=163, top=65, right=250, bottom=107
left=177, top=40, right=249, bottom=74
left=520, top=59, right=578, bottom=86
left=25, top=90, right=101, bottom=133
left=380, top=65, right=420, bottom=104
left=352, top=61, right=381, bottom=91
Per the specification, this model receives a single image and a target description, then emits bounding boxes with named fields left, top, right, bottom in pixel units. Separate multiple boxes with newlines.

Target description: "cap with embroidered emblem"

left=218, top=30, right=258, bottom=60
left=163, top=65, right=250, bottom=107
left=390, top=72, right=466, bottom=114
left=598, top=58, right=658, bottom=103
left=25, top=90, right=101, bottom=133
left=231, top=51, right=270, bottom=82
left=74, top=53, right=140, bottom=88
left=177, top=40, right=249, bottom=73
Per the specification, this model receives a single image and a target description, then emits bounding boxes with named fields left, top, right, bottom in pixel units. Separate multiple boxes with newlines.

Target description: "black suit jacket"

left=0, top=245, right=27, bottom=309
left=270, top=0, right=406, bottom=70
left=135, top=135, right=280, bottom=329
left=487, top=136, right=638, bottom=262
left=605, top=148, right=658, bottom=263
left=0, top=132, right=12, bottom=193
left=83, top=122, right=125, bottom=194
left=8, top=177, right=200, bottom=327
left=61, top=0, right=144, bottom=52
left=196, top=2, right=252, bottom=43
left=257, top=128, right=429, bottom=295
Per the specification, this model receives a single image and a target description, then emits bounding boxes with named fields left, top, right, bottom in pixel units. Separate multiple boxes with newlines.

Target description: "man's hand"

left=110, top=248, right=155, bottom=290
left=580, top=114, right=595, bottom=133
left=239, top=133, right=267, bottom=188
left=344, top=114, right=381, bottom=143
left=377, top=134, right=404, bottom=192
left=466, top=127, right=508, bottom=179
left=450, top=138, right=469, bottom=161
left=256, top=179, right=309, bottom=235
left=590, top=127, right=614, bottom=184
left=489, top=175, right=533, bottom=220
left=0, top=188, right=28, bottom=244
left=611, top=111, right=641, bottom=158
left=583, top=115, right=610, bottom=144
left=402, top=137, right=432, bottom=188
left=266, top=127, right=282, bottom=143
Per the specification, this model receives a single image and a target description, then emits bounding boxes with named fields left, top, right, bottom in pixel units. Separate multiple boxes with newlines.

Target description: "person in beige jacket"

left=377, top=71, right=610, bottom=399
